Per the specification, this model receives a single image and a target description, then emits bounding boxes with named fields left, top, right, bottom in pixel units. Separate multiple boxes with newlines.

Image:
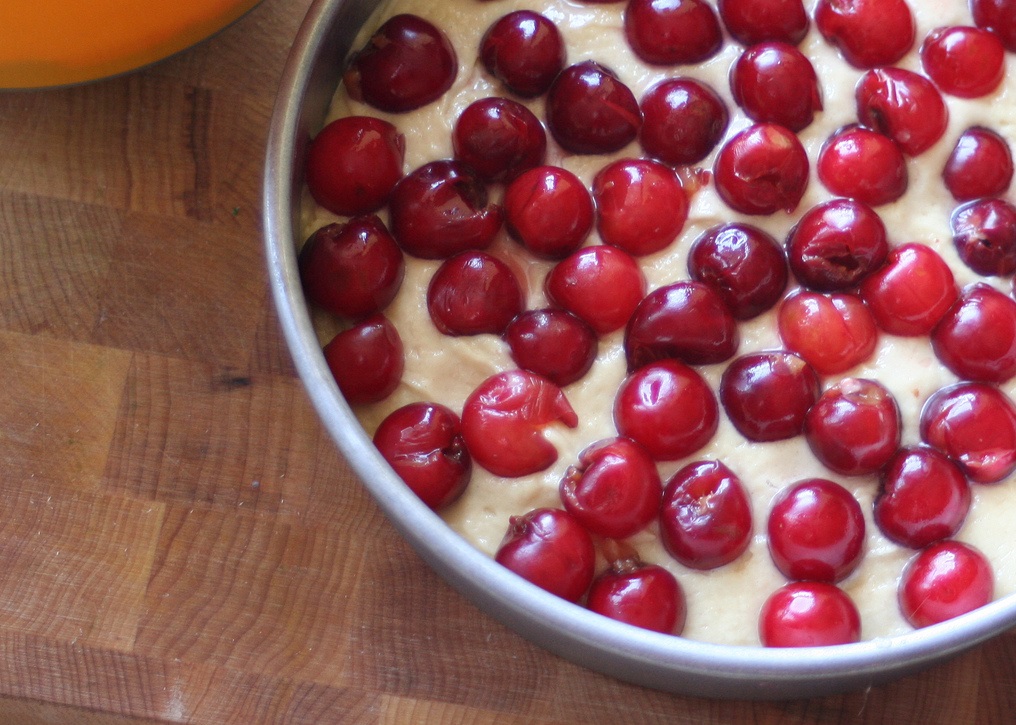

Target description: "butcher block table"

left=1, top=0, right=1015, bottom=722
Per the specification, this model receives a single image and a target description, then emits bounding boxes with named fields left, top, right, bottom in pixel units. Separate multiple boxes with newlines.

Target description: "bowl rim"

left=263, top=0, right=1016, bottom=699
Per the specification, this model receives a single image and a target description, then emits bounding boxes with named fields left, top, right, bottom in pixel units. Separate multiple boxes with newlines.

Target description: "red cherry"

left=614, top=360, right=718, bottom=461
left=687, top=223, right=788, bottom=320
left=717, top=0, right=809, bottom=46
left=932, top=283, right=1016, bottom=384
left=778, top=290, right=878, bottom=376
left=767, top=478, right=865, bottom=583
left=299, top=216, right=405, bottom=321
left=461, top=370, right=578, bottom=478
left=759, top=582, right=861, bottom=647
left=545, top=245, right=647, bottom=335
left=899, top=541, right=994, bottom=628
left=660, top=460, right=753, bottom=570
left=624, top=281, right=739, bottom=370
left=546, top=61, right=642, bottom=155
left=814, top=0, right=915, bottom=69
left=920, top=382, right=1016, bottom=484
left=560, top=437, right=662, bottom=539
left=504, top=165, right=594, bottom=259
left=858, top=242, right=959, bottom=337
left=373, top=402, right=471, bottom=510
left=714, top=123, right=809, bottom=216
left=495, top=507, right=595, bottom=603
left=305, top=116, right=405, bottom=216
left=817, top=125, right=908, bottom=207
left=323, top=313, right=404, bottom=406
left=389, top=160, right=502, bottom=259
left=804, top=378, right=901, bottom=476
left=452, top=97, right=547, bottom=182
left=480, top=11, right=566, bottom=98
left=972, top=0, right=1016, bottom=52
left=427, top=251, right=523, bottom=336
left=786, top=198, right=888, bottom=292
left=730, top=42, right=822, bottom=132
left=854, top=67, right=948, bottom=157
left=587, top=559, right=685, bottom=635
left=720, top=351, right=820, bottom=442
left=504, top=309, right=597, bottom=387
left=639, top=78, right=729, bottom=166
left=943, top=127, right=1014, bottom=202
left=593, top=158, right=688, bottom=256
left=921, top=26, right=1005, bottom=99
left=624, top=0, right=722, bottom=66
left=874, top=446, right=971, bottom=550
left=344, top=14, right=457, bottom=113
left=950, top=198, right=1016, bottom=277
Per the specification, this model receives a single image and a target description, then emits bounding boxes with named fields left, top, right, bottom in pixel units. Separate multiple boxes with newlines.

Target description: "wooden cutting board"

left=0, top=0, right=1014, bottom=721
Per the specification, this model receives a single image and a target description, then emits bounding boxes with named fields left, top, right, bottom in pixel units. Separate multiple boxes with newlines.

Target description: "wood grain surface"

left=1, top=0, right=1015, bottom=722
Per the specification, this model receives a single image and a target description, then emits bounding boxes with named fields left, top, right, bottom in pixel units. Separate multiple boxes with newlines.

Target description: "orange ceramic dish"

left=0, top=0, right=261, bottom=89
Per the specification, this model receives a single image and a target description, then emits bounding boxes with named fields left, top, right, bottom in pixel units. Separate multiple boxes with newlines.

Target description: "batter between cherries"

left=300, top=0, right=1016, bottom=646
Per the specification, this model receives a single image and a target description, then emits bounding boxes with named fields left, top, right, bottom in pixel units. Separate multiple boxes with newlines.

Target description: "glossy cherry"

left=854, top=68, right=948, bottom=157
left=932, top=283, right=1016, bottom=384
left=427, top=251, right=523, bottom=336
left=817, top=125, right=907, bottom=207
left=660, top=460, right=753, bottom=570
left=504, top=309, right=597, bottom=387
left=951, top=198, right=1016, bottom=277
left=545, top=61, right=641, bottom=155
left=504, top=165, right=594, bottom=259
left=921, top=26, right=1005, bottom=99
left=767, top=478, right=865, bottom=583
left=813, top=0, right=915, bottom=69
left=804, top=378, right=901, bottom=476
left=624, top=0, right=723, bottom=66
left=714, top=123, right=809, bottom=216
left=373, top=402, right=471, bottom=510
left=899, top=540, right=994, bottom=628
left=858, top=243, right=958, bottom=337
left=720, top=351, right=820, bottom=442
left=344, top=14, right=457, bottom=112
left=972, top=0, right=1016, bottom=52
left=717, top=0, right=809, bottom=46
left=545, top=245, right=647, bottom=335
left=778, top=290, right=878, bottom=376
left=943, top=127, right=1014, bottom=201
left=323, top=313, right=403, bottom=406
left=593, top=158, right=688, bottom=256
left=730, top=42, right=822, bottom=132
left=480, top=11, right=566, bottom=97
left=452, top=97, right=547, bottom=182
left=639, top=78, right=729, bottom=166
left=760, top=582, right=861, bottom=647
left=587, top=550, right=685, bottom=634
left=495, top=507, right=595, bottom=602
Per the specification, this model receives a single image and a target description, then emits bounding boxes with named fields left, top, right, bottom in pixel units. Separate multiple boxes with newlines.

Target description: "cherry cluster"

left=298, top=0, right=1016, bottom=646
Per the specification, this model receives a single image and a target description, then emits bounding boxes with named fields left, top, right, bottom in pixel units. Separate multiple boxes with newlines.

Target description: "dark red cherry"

left=730, top=42, right=822, bottom=132
left=587, top=558, right=685, bottom=634
left=504, top=165, right=593, bottom=259
left=718, top=0, right=809, bottom=46
left=972, top=0, right=1016, bottom=52
left=777, top=290, right=878, bottom=375
left=817, top=125, right=908, bottom=207
left=504, top=308, right=597, bottom=387
left=593, top=158, right=688, bottom=256
left=714, top=123, right=809, bottom=216
left=624, top=0, right=723, bottom=66
left=720, top=351, right=820, bottom=442
left=452, top=97, right=547, bottom=182
left=899, top=540, right=994, bottom=628
left=922, top=26, right=1005, bottom=99
left=950, top=198, right=1016, bottom=277
left=814, top=0, right=915, bottom=69
left=943, top=127, right=1014, bottom=202
left=804, top=378, right=901, bottom=476
left=859, top=243, right=959, bottom=336
left=344, top=14, right=457, bottom=113
left=323, top=313, right=403, bottom=406
left=932, top=283, right=1016, bottom=384
left=546, top=61, right=642, bottom=155
left=480, top=11, right=566, bottom=97
left=639, top=78, right=729, bottom=166
left=759, top=582, right=861, bottom=647
left=427, top=251, right=523, bottom=336
left=855, top=67, right=948, bottom=157
left=545, top=245, right=647, bottom=334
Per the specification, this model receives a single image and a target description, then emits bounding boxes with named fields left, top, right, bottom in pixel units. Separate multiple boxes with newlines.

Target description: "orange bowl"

left=0, top=0, right=261, bottom=89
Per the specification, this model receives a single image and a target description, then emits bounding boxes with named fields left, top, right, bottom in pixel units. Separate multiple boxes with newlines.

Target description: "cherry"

left=714, top=123, right=809, bottom=216
left=344, top=14, right=457, bottom=113
left=786, top=198, right=888, bottom=292
left=759, top=582, right=861, bottom=647
left=687, top=223, right=788, bottom=320
left=427, top=251, right=523, bottom=336
left=624, top=0, right=723, bottom=66
left=624, top=281, right=739, bottom=370
left=921, top=26, right=1005, bottom=99
left=592, top=158, right=688, bottom=257
left=452, top=97, right=547, bottom=182
left=299, top=216, right=404, bottom=321
left=560, top=437, right=662, bottom=539
left=971, top=0, right=1016, bottom=52
left=874, top=446, right=971, bottom=550
left=614, top=360, right=718, bottom=461
left=720, top=351, right=820, bottom=442
left=932, top=283, right=1016, bottom=384
left=778, top=290, right=878, bottom=376
left=504, top=309, right=597, bottom=387
left=858, top=243, right=959, bottom=337
left=480, top=11, right=566, bottom=98
left=920, top=382, right=1016, bottom=484
left=389, top=160, right=502, bottom=259
left=545, top=245, right=647, bottom=335
left=817, top=125, right=908, bottom=207
left=767, top=478, right=865, bottom=584
left=639, top=78, right=729, bottom=166
left=899, top=540, right=994, bottom=628
left=323, top=313, right=404, bottom=406
left=813, top=0, right=915, bottom=69
left=943, top=127, right=1014, bottom=202
left=717, top=0, right=809, bottom=46
left=587, top=557, right=685, bottom=635
left=950, top=198, right=1016, bottom=277
left=373, top=402, right=471, bottom=510
left=461, top=370, right=578, bottom=478
left=730, top=42, right=822, bottom=132
left=503, top=165, right=594, bottom=259
left=545, top=61, right=642, bottom=155
left=854, top=68, right=948, bottom=157
left=495, top=507, right=595, bottom=603
left=305, top=116, right=405, bottom=216
left=660, top=460, right=753, bottom=570
left=805, top=377, right=901, bottom=476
